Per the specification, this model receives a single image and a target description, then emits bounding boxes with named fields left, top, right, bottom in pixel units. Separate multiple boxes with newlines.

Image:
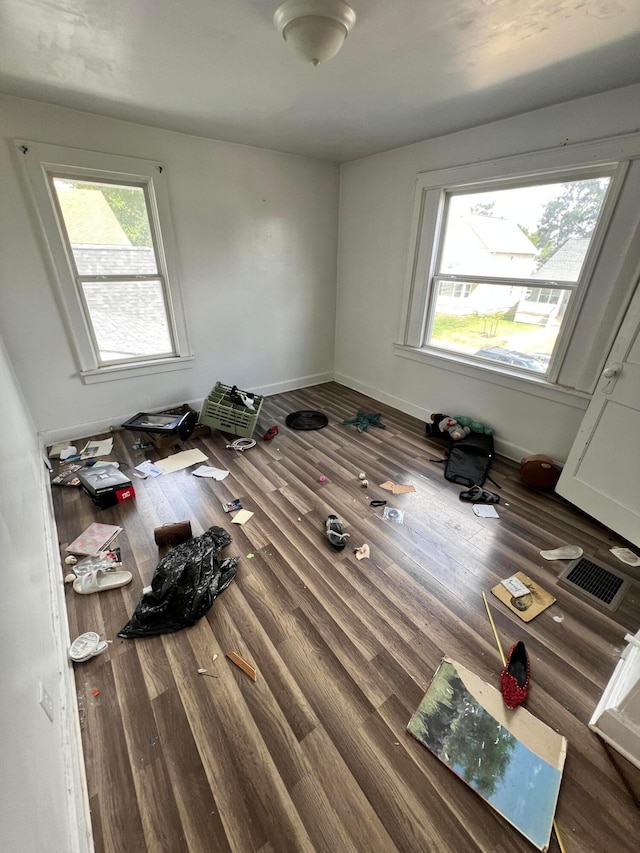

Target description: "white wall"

left=0, top=331, right=90, bottom=853
left=335, top=84, right=640, bottom=462
left=0, top=94, right=339, bottom=438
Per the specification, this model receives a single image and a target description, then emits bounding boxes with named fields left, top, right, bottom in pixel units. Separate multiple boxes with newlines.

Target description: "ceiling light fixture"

left=274, top=0, right=356, bottom=67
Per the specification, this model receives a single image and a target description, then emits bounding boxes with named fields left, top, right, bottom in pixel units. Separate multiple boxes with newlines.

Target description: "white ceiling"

left=1, top=0, right=640, bottom=163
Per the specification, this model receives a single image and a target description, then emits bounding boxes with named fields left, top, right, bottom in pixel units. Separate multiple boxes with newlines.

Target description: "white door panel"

left=556, top=283, right=640, bottom=548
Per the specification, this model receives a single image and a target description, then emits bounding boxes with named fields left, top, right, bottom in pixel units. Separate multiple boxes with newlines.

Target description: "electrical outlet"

left=38, top=681, right=54, bottom=722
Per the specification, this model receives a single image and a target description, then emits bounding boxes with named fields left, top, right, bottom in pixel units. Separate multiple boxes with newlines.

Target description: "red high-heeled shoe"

left=500, top=641, right=530, bottom=709
left=263, top=426, right=279, bottom=442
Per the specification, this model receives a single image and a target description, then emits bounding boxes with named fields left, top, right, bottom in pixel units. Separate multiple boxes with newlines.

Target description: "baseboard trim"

left=40, top=440, right=94, bottom=853
left=333, top=372, right=539, bottom=464
left=39, top=372, right=335, bottom=445
left=253, top=371, right=334, bottom=398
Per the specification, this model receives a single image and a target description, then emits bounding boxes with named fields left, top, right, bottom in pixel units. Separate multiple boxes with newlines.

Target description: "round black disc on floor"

left=285, top=410, right=329, bottom=430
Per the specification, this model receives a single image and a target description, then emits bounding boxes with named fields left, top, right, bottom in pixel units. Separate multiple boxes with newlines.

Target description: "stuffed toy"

left=426, top=413, right=470, bottom=441
left=455, top=415, right=494, bottom=436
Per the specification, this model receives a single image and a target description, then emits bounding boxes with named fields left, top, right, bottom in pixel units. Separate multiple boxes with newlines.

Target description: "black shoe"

left=325, top=515, right=350, bottom=549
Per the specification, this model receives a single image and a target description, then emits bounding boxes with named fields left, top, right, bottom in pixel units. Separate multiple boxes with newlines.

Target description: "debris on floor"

left=472, top=504, right=499, bottom=518
left=197, top=669, right=219, bottom=679
left=407, top=658, right=566, bottom=852
left=226, top=652, right=257, bottom=681
left=380, top=481, right=415, bottom=494
left=354, top=544, right=370, bottom=561
left=540, top=545, right=583, bottom=560
left=491, top=572, right=556, bottom=622
left=66, top=522, right=123, bottom=557
left=383, top=506, right=404, bottom=523
left=609, top=547, right=640, bottom=567
left=326, top=515, right=350, bottom=548
left=192, top=464, right=230, bottom=480
left=69, top=632, right=109, bottom=663
left=231, top=509, right=254, bottom=525
left=154, top=521, right=192, bottom=547
left=118, top=527, right=238, bottom=638
left=285, top=410, right=328, bottom=430
left=342, top=411, right=387, bottom=432
left=225, top=438, right=257, bottom=452
left=154, top=448, right=208, bottom=474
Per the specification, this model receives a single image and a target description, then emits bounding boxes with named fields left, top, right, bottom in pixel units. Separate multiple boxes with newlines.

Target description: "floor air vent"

left=558, top=557, right=631, bottom=612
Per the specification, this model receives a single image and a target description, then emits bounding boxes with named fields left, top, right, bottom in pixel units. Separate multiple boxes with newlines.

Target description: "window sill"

left=393, top=344, right=590, bottom=409
left=80, top=355, right=194, bottom=385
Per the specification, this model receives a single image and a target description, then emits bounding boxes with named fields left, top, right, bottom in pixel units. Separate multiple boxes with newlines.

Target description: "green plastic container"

left=199, top=382, right=263, bottom=439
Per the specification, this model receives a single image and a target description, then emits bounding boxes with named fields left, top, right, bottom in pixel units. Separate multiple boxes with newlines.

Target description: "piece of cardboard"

left=154, top=449, right=208, bottom=474
left=379, top=481, right=416, bottom=494
left=408, top=658, right=567, bottom=852
left=231, top=509, right=254, bottom=525
left=491, top=571, right=555, bottom=622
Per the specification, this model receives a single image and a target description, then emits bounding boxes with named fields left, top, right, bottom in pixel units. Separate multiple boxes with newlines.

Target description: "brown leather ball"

left=520, top=454, right=561, bottom=490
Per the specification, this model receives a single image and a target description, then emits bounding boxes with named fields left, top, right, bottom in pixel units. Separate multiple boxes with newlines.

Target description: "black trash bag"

left=118, top=526, right=238, bottom=639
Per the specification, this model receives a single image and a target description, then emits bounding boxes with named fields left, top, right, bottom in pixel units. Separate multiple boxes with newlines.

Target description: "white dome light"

left=274, top=1, right=357, bottom=67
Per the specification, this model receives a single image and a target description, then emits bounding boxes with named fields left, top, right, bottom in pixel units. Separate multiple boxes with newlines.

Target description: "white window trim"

left=16, top=140, right=192, bottom=383
left=397, top=133, right=640, bottom=396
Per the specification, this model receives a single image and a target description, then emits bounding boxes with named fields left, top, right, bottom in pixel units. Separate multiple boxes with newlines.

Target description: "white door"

left=556, top=282, right=640, bottom=548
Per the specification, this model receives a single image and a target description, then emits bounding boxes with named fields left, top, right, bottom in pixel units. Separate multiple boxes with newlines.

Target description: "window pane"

left=439, top=177, right=610, bottom=282
left=82, top=280, right=173, bottom=362
left=52, top=178, right=158, bottom=276
left=429, top=280, right=568, bottom=373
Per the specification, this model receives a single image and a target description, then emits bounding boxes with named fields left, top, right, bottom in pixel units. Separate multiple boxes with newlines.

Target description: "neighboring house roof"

left=531, top=236, right=590, bottom=281
left=73, top=245, right=157, bottom=275
left=55, top=186, right=131, bottom=245
left=464, top=214, right=539, bottom=256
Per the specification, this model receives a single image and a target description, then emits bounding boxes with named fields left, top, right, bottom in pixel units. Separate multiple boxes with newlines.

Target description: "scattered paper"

left=380, top=481, right=416, bottom=495
left=231, top=509, right=254, bottom=525
left=501, top=575, right=530, bottom=598
left=192, top=465, right=230, bottom=480
left=610, top=547, right=640, bottom=567
left=80, top=438, right=113, bottom=459
left=60, top=445, right=78, bottom=460
left=49, top=441, right=72, bottom=458
left=154, top=449, right=208, bottom=474
left=135, top=460, right=163, bottom=477
left=473, top=504, right=499, bottom=517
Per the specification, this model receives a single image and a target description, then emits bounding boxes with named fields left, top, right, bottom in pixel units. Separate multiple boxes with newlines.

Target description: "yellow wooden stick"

left=554, top=818, right=567, bottom=853
left=481, top=591, right=566, bottom=853
left=482, top=592, right=506, bottom=665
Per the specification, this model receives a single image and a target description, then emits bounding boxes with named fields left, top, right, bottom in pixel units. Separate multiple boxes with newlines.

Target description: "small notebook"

left=66, top=522, right=123, bottom=556
left=491, top=571, right=556, bottom=622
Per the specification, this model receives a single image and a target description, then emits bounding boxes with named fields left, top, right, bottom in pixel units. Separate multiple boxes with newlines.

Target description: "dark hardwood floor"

left=53, top=382, right=640, bottom=853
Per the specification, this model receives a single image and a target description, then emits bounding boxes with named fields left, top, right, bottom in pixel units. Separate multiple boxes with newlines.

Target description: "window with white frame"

left=397, top=135, right=640, bottom=393
left=17, top=141, right=192, bottom=383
